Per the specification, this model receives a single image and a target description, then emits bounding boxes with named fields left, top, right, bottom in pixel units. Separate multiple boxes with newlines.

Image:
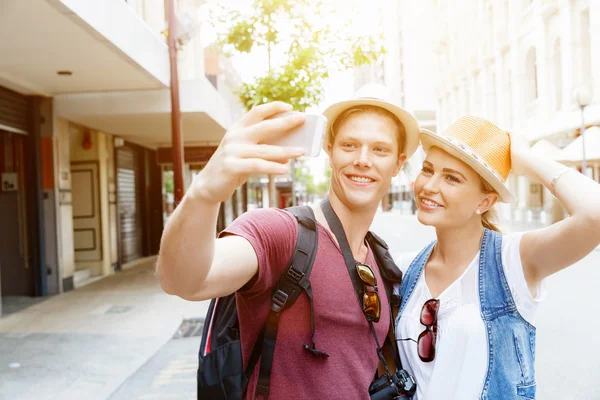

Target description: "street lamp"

left=573, top=86, right=592, bottom=177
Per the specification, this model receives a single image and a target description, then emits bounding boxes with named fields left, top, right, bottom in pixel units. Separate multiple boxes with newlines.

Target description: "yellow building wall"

left=55, top=117, right=75, bottom=282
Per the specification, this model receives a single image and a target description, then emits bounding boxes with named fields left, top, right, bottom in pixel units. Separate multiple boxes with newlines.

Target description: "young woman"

left=394, top=116, right=600, bottom=400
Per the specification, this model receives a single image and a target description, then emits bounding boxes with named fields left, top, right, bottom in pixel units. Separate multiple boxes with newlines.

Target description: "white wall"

left=398, top=0, right=437, bottom=112
left=434, top=0, right=600, bottom=139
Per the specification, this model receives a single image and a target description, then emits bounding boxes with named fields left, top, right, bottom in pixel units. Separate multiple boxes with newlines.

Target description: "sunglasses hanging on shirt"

left=320, top=199, right=393, bottom=375
left=320, top=198, right=417, bottom=399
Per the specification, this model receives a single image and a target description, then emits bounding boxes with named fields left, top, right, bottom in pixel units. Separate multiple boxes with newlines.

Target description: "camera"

left=369, top=369, right=416, bottom=400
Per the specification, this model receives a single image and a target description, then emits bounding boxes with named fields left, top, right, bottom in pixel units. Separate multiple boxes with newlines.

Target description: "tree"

left=295, top=159, right=331, bottom=197
left=210, top=0, right=385, bottom=111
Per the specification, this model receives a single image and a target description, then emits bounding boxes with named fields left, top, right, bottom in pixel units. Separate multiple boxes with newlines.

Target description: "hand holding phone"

left=189, top=102, right=306, bottom=204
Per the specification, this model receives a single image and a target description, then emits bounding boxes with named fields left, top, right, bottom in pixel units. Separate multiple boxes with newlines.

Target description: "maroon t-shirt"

left=220, top=208, right=390, bottom=400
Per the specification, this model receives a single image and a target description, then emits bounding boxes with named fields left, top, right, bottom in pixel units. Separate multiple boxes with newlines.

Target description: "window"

left=506, top=71, right=513, bottom=125
left=446, top=93, right=451, bottom=127
left=580, top=9, right=592, bottom=88
left=488, top=71, right=497, bottom=120
left=553, top=39, right=562, bottom=111
left=474, top=72, right=482, bottom=115
left=502, top=51, right=512, bottom=125
left=452, top=89, right=459, bottom=123
left=525, top=48, right=538, bottom=102
left=438, top=97, right=444, bottom=131
left=488, top=5, right=494, bottom=50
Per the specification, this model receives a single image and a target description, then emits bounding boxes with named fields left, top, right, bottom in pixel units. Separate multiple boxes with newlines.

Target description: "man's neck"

left=316, top=193, right=378, bottom=261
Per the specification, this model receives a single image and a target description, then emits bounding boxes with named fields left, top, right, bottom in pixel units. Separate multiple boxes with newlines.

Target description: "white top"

left=393, top=233, right=546, bottom=400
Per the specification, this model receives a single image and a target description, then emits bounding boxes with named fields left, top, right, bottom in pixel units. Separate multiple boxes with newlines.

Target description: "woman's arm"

left=509, top=132, right=600, bottom=292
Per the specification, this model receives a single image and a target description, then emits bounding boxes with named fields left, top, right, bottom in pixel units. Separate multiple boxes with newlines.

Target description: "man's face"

left=327, top=111, right=406, bottom=211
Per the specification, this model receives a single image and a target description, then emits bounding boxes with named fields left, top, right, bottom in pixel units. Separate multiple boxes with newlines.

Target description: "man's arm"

left=156, top=102, right=306, bottom=300
left=156, top=195, right=259, bottom=301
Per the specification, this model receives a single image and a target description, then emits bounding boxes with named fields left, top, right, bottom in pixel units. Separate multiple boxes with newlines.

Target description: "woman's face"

left=413, top=147, right=496, bottom=228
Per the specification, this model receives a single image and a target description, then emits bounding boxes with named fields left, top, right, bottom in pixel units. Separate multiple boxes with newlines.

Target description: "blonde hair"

left=480, top=178, right=501, bottom=232
left=327, top=106, right=407, bottom=153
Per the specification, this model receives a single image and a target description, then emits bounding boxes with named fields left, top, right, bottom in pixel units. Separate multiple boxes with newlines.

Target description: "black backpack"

left=197, top=206, right=403, bottom=400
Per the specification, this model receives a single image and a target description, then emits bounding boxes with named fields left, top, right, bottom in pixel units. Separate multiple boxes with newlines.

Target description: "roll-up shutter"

left=116, top=145, right=143, bottom=264
left=0, top=86, right=28, bottom=134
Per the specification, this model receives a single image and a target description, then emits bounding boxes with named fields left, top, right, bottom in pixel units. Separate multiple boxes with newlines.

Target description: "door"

left=117, top=146, right=142, bottom=264
left=0, top=132, right=33, bottom=296
left=71, top=162, right=102, bottom=262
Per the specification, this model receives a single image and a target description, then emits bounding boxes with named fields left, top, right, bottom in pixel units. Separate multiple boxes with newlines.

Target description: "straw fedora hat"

left=322, top=84, right=420, bottom=158
left=420, top=115, right=517, bottom=203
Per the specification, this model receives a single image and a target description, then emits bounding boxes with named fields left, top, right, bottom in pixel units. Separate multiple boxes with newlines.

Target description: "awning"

left=557, top=126, right=600, bottom=162
left=0, top=0, right=169, bottom=95
left=54, top=78, right=230, bottom=148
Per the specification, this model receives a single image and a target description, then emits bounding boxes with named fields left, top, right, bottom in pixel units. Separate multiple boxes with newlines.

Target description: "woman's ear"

left=478, top=193, right=499, bottom=214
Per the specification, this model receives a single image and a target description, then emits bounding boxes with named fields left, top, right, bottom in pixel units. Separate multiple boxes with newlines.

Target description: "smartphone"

left=264, top=112, right=327, bottom=157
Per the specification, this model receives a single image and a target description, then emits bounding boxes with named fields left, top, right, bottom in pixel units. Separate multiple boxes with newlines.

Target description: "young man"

left=156, top=85, right=420, bottom=399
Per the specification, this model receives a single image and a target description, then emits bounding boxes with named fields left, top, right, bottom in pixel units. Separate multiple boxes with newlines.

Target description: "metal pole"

left=290, top=159, right=296, bottom=206
left=167, top=0, right=185, bottom=205
left=581, top=106, right=587, bottom=177
left=268, top=176, right=277, bottom=208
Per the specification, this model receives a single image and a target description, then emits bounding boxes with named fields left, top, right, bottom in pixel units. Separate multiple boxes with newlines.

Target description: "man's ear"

left=327, top=143, right=333, bottom=167
left=393, top=153, right=407, bottom=176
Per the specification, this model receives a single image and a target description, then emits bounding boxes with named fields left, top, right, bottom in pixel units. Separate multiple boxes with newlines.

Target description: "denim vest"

left=397, top=229, right=537, bottom=400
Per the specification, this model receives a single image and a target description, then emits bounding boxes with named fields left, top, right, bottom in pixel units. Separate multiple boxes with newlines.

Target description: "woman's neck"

left=433, top=220, right=485, bottom=270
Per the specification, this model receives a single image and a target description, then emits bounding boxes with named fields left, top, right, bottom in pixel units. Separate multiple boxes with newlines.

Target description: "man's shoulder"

left=220, top=207, right=299, bottom=242
left=232, top=207, right=296, bottom=227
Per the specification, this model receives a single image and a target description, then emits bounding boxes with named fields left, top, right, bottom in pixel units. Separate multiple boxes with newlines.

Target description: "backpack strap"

left=366, top=231, right=403, bottom=284
left=366, top=231, right=403, bottom=371
left=366, top=231, right=402, bottom=328
left=253, top=206, right=321, bottom=400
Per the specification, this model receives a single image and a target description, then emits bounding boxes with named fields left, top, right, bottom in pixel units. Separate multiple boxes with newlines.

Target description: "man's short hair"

left=327, top=105, right=407, bottom=154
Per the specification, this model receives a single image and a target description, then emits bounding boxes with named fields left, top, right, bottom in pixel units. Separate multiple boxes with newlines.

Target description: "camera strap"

left=320, top=198, right=394, bottom=379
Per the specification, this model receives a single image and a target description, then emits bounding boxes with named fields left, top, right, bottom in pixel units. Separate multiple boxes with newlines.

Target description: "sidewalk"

left=0, top=257, right=210, bottom=400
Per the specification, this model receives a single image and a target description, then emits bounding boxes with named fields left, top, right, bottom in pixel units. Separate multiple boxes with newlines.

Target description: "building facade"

left=432, top=0, right=599, bottom=224
left=0, top=0, right=239, bottom=315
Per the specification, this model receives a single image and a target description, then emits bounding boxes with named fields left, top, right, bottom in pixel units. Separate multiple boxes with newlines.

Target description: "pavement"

left=107, top=337, right=198, bottom=400
left=0, top=257, right=210, bottom=400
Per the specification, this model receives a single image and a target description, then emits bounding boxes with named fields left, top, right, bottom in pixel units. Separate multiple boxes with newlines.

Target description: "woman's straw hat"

left=420, top=116, right=517, bottom=203
left=322, top=84, right=420, bottom=158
